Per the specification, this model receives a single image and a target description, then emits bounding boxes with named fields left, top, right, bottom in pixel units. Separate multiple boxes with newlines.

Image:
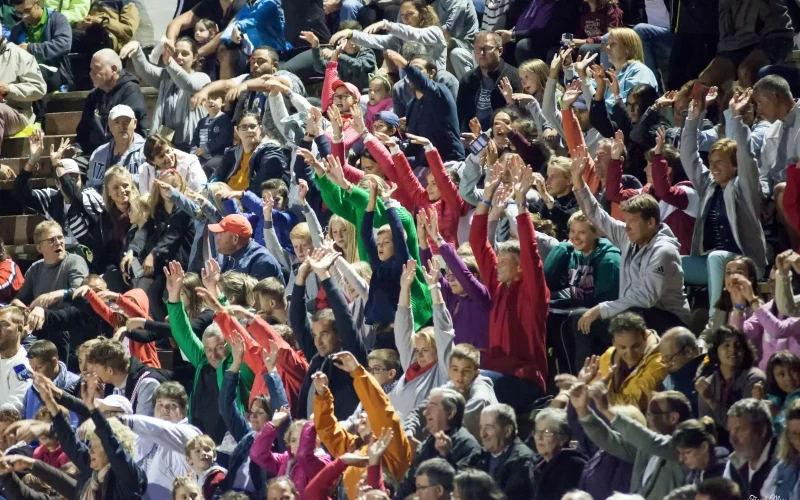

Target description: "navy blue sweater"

left=404, top=64, right=465, bottom=165
left=362, top=206, right=409, bottom=325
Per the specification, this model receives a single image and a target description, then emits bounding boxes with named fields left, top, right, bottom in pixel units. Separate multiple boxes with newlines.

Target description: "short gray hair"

left=534, top=408, right=570, bottom=445
left=727, top=398, right=773, bottom=438
left=561, top=491, right=594, bottom=500
left=607, top=494, right=646, bottom=500
left=754, top=74, right=793, bottom=101
left=202, top=323, right=224, bottom=342
left=431, top=388, right=466, bottom=427
left=664, top=485, right=697, bottom=500
left=665, top=327, right=698, bottom=352
left=482, top=403, right=517, bottom=437
left=94, top=48, right=122, bottom=73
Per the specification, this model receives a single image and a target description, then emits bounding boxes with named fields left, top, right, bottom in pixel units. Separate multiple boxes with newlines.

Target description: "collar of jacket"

left=475, top=59, right=508, bottom=82
left=729, top=435, right=776, bottom=472
left=609, top=329, right=661, bottom=369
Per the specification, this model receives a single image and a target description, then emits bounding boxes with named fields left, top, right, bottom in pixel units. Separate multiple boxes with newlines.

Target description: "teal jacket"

left=166, top=301, right=254, bottom=421
left=544, top=237, right=621, bottom=309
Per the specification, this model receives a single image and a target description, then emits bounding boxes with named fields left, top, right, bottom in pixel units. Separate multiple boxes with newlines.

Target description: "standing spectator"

left=466, top=404, right=535, bottom=498
left=456, top=31, right=521, bottom=132
left=86, top=104, right=146, bottom=191
left=723, top=398, right=780, bottom=497
left=22, top=339, right=79, bottom=421
left=190, top=91, right=234, bottom=176
left=76, top=49, right=148, bottom=156
left=0, top=33, right=46, bottom=149
left=210, top=214, right=283, bottom=282
left=10, top=0, right=74, bottom=93
left=0, top=306, right=32, bottom=413
left=571, top=144, right=692, bottom=333
left=121, top=38, right=211, bottom=152
left=469, top=160, right=549, bottom=414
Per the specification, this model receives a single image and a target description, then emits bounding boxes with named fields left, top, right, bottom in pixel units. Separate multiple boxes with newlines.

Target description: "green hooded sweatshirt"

left=544, top=237, right=621, bottom=309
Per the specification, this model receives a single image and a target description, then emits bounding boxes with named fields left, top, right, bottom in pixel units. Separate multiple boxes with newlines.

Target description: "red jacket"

left=201, top=467, right=226, bottom=500
left=85, top=289, right=160, bottom=368
left=0, top=258, right=23, bottom=305
left=469, top=213, right=549, bottom=388
left=784, top=164, right=800, bottom=243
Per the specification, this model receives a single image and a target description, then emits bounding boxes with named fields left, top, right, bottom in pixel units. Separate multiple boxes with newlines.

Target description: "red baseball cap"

left=208, top=214, right=253, bottom=238
left=331, top=80, right=362, bottom=103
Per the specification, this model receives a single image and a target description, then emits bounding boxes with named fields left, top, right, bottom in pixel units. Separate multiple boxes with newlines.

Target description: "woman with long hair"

left=99, top=167, right=139, bottom=289
left=140, top=134, right=207, bottom=195
left=761, top=399, right=800, bottom=499
left=120, top=37, right=211, bottom=151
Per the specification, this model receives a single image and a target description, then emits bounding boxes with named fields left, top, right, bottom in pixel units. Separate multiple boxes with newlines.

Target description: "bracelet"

left=733, top=303, right=747, bottom=312
left=436, top=236, right=445, bottom=244
left=479, top=199, right=492, bottom=208
left=428, top=283, right=441, bottom=290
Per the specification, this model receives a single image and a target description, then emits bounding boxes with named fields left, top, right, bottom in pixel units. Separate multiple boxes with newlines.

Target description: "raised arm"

left=395, top=261, right=418, bottom=370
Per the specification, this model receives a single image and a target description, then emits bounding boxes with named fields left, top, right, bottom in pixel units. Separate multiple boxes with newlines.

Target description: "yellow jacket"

left=314, top=366, right=413, bottom=499
left=595, top=329, right=668, bottom=412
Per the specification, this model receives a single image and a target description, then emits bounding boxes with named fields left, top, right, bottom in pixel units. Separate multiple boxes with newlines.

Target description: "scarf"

left=81, top=464, right=111, bottom=500
left=404, top=361, right=436, bottom=383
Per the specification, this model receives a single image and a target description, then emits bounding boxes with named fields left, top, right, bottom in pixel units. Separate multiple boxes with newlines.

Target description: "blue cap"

left=376, top=111, right=400, bottom=128
left=573, top=95, right=588, bottom=111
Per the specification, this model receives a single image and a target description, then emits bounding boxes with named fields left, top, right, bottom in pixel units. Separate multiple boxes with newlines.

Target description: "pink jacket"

left=729, top=300, right=800, bottom=371
left=249, top=421, right=331, bottom=498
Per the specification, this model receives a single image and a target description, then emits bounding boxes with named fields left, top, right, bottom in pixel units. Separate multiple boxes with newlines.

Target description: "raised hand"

left=416, top=211, right=428, bottom=245
left=421, top=257, right=441, bottom=286
left=705, top=86, right=719, bottom=106
left=654, top=127, right=666, bottom=156
left=729, top=88, right=753, bottom=117
left=28, top=128, right=45, bottom=161
left=312, top=371, right=329, bottom=396
left=687, top=98, right=703, bottom=121
left=752, top=381, right=766, bottom=400
left=498, top=76, right=515, bottom=105
left=549, top=49, right=566, bottom=79
left=569, top=382, right=590, bottom=415
left=332, top=351, right=360, bottom=372
left=262, top=339, right=280, bottom=372
left=299, top=30, right=320, bottom=48
left=271, top=405, right=291, bottom=427
left=363, top=20, right=389, bottom=35
left=561, top=80, right=582, bottom=110
left=406, top=133, right=432, bottom=148
left=655, top=90, right=677, bottom=109
left=588, top=380, right=611, bottom=414
left=695, top=376, right=712, bottom=401
left=610, top=129, right=625, bottom=160
left=605, top=69, right=620, bottom=97
left=229, top=331, right=246, bottom=366
left=423, top=207, right=441, bottom=241
left=400, top=260, right=417, bottom=290
left=577, top=355, right=600, bottom=384
left=327, top=104, right=344, bottom=137
left=383, top=49, right=408, bottom=69
left=589, top=64, right=606, bottom=96
left=434, top=431, right=453, bottom=456
left=164, top=261, right=186, bottom=303
left=368, top=427, right=394, bottom=465
left=574, top=53, right=598, bottom=79
left=119, top=40, right=140, bottom=59
left=483, top=161, right=505, bottom=199
left=201, top=258, right=221, bottom=295
left=570, top=144, right=589, bottom=187
left=329, top=29, right=353, bottom=47
left=351, top=104, right=366, bottom=135
left=297, top=148, right=325, bottom=176
left=514, top=164, right=534, bottom=204
left=469, top=117, right=482, bottom=138
left=322, top=155, right=346, bottom=187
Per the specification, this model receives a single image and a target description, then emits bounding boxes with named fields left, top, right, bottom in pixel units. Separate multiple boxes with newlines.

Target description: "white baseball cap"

left=109, top=104, right=136, bottom=121
left=60, top=158, right=80, bottom=175
left=95, top=394, right=134, bottom=415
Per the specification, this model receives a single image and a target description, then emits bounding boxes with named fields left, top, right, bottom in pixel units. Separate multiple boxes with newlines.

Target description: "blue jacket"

left=223, top=0, right=289, bottom=52
left=662, top=354, right=705, bottom=417
left=775, top=460, right=800, bottom=500
left=404, top=64, right=465, bottom=165
left=218, top=238, right=284, bottom=284
left=23, top=361, right=80, bottom=425
left=9, top=9, right=73, bottom=88
left=361, top=206, right=409, bottom=325
left=222, top=191, right=298, bottom=254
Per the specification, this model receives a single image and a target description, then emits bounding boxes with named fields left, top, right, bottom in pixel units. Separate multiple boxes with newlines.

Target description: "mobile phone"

left=469, top=132, right=490, bottom=156
left=561, top=33, right=573, bottom=49
left=691, top=82, right=709, bottom=102
left=13, top=364, right=31, bottom=382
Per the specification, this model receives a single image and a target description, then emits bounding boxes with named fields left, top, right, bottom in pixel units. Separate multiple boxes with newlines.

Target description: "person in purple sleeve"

left=417, top=207, right=490, bottom=355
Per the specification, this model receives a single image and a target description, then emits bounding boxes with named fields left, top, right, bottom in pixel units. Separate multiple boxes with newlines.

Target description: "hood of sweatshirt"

left=578, top=237, right=620, bottom=266
left=649, top=222, right=682, bottom=253
left=111, top=70, right=141, bottom=97
left=123, top=288, right=149, bottom=314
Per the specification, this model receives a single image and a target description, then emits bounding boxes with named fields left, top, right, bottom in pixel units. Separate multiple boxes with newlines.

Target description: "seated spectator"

left=571, top=382, right=690, bottom=499
left=544, top=210, right=621, bottom=371
left=760, top=351, right=800, bottom=432
left=0, top=238, right=24, bottom=306
left=71, top=0, right=139, bottom=54
left=0, top=306, right=32, bottom=413
left=171, top=476, right=205, bottom=500
left=395, top=388, right=481, bottom=499
left=23, top=339, right=79, bottom=420
left=672, top=418, right=730, bottom=484
left=469, top=161, right=549, bottom=413
left=695, top=326, right=766, bottom=432
left=139, top=135, right=207, bottom=195
left=392, top=42, right=460, bottom=118
left=0, top=33, right=46, bottom=148
left=699, top=0, right=793, bottom=88
left=40, top=0, right=88, bottom=24
left=319, top=53, right=363, bottom=157
left=530, top=157, right=578, bottom=240
left=495, top=0, right=581, bottom=64
left=97, top=166, right=136, bottom=280
left=466, top=403, right=535, bottom=498
left=31, top=406, right=70, bottom=468
left=660, top=327, right=705, bottom=417
left=305, top=23, right=375, bottom=97
left=532, top=408, right=586, bottom=500
left=457, top=31, right=520, bottom=132
left=190, top=91, right=234, bottom=176
left=569, top=0, right=623, bottom=60
left=761, top=398, right=800, bottom=498
left=571, top=145, right=692, bottom=332
left=413, top=458, right=456, bottom=500
left=86, top=104, right=146, bottom=190
left=121, top=38, right=211, bottom=152
left=10, top=0, right=74, bottom=93
left=209, top=214, right=282, bottom=282
left=433, top=0, right=479, bottom=79
left=681, top=92, right=766, bottom=316
left=212, top=113, right=288, bottom=195
left=32, top=370, right=148, bottom=500
left=76, top=49, right=148, bottom=156
left=723, top=398, right=780, bottom=497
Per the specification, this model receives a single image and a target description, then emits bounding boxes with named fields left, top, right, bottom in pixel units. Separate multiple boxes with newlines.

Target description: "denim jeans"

left=682, top=251, right=741, bottom=309
left=633, top=23, right=672, bottom=89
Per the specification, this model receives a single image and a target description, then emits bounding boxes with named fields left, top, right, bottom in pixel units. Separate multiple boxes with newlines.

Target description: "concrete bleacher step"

left=46, top=87, right=160, bottom=118
left=0, top=134, right=76, bottom=160
left=1, top=157, right=53, bottom=178
left=45, top=112, right=83, bottom=136
left=0, top=214, right=45, bottom=245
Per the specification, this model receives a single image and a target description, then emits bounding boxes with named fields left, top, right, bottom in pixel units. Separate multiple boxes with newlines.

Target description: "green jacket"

left=166, top=301, right=254, bottom=421
left=544, top=237, right=620, bottom=308
left=315, top=174, right=432, bottom=330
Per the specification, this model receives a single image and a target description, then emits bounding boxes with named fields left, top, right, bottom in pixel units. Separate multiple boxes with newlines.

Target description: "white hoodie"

left=139, top=149, right=208, bottom=196
left=0, top=347, right=31, bottom=413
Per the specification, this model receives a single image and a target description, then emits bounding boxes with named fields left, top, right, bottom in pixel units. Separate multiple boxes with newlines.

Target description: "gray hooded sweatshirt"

left=575, top=184, right=692, bottom=325
left=681, top=115, right=767, bottom=274
left=87, top=133, right=146, bottom=191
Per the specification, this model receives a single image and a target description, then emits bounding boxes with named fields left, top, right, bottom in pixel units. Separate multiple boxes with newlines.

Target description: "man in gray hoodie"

left=87, top=104, right=146, bottom=191
left=571, top=146, right=691, bottom=334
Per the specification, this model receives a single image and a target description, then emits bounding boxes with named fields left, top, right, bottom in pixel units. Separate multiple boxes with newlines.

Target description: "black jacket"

left=532, top=447, right=587, bottom=500
left=76, top=70, right=149, bottom=154
left=530, top=191, right=578, bottom=241
left=467, top=437, right=537, bottom=499
left=396, top=425, right=482, bottom=499
left=9, top=9, right=73, bottom=89
left=291, top=278, right=367, bottom=421
left=127, top=205, right=194, bottom=271
left=212, top=142, right=290, bottom=196
left=0, top=459, right=76, bottom=500
left=663, top=354, right=705, bottom=417
left=52, top=409, right=148, bottom=500
left=728, top=436, right=779, bottom=499
left=457, top=59, right=521, bottom=132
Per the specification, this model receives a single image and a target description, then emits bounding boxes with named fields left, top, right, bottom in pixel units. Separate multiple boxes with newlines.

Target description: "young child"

left=191, top=91, right=234, bottom=177
left=366, top=72, right=393, bottom=132
left=172, top=476, right=202, bottom=500
left=194, top=19, right=219, bottom=80
left=32, top=407, right=70, bottom=468
left=253, top=277, right=287, bottom=324
left=531, top=157, right=578, bottom=241
left=184, top=435, right=227, bottom=499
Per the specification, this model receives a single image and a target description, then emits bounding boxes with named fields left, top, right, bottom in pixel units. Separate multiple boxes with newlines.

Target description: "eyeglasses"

left=238, top=123, right=259, bottom=131
left=37, top=235, right=64, bottom=246
left=368, top=366, right=388, bottom=374
left=661, top=346, right=687, bottom=364
left=474, top=46, right=498, bottom=55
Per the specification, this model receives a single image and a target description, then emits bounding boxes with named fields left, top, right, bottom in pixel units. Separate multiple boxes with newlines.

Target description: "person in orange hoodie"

left=72, top=285, right=161, bottom=368
left=310, top=351, right=412, bottom=500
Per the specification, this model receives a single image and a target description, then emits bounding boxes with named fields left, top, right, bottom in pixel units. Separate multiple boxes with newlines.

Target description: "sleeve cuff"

left=389, top=144, right=401, bottom=155
left=424, top=143, right=435, bottom=152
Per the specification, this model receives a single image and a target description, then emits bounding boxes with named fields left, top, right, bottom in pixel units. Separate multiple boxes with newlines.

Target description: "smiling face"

left=188, top=443, right=215, bottom=473
left=613, top=330, right=647, bottom=368
left=717, top=336, right=745, bottom=371
left=248, top=399, right=270, bottom=433
left=773, top=364, right=800, bottom=394
left=151, top=145, right=177, bottom=171
left=723, top=260, right=751, bottom=296
left=174, top=484, right=202, bottom=500
left=479, top=412, right=510, bottom=455
left=173, top=40, right=196, bottom=72
left=519, top=69, right=540, bottom=95
left=569, top=220, right=598, bottom=255
left=107, top=176, right=133, bottom=209
left=368, top=79, right=389, bottom=106
left=426, top=173, right=441, bottom=201
left=708, top=150, right=737, bottom=187
left=202, top=334, right=229, bottom=369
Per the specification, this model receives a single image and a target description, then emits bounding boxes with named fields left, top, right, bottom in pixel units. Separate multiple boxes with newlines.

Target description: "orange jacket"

left=85, top=289, right=160, bottom=368
left=313, top=366, right=413, bottom=499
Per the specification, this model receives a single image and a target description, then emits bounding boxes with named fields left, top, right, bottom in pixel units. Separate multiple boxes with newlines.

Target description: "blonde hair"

left=185, top=434, right=216, bottom=458
left=88, top=418, right=136, bottom=458
left=412, top=326, right=437, bottom=358
left=518, top=59, right=549, bottom=99
left=357, top=174, right=393, bottom=199
left=148, top=169, right=186, bottom=217
left=289, top=222, right=311, bottom=242
left=103, top=166, right=139, bottom=211
left=351, top=260, right=373, bottom=281
left=329, top=215, right=359, bottom=263
left=608, top=27, right=645, bottom=63
left=33, top=221, right=62, bottom=244
left=547, top=157, right=572, bottom=179
left=709, top=138, right=738, bottom=167
left=220, top=271, right=257, bottom=307
left=567, top=211, right=597, bottom=232
left=172, top=477, right=201, bottom=498
left=129, top=194, right=151, bottom=222
left=284, top=419, right=308, bottom=451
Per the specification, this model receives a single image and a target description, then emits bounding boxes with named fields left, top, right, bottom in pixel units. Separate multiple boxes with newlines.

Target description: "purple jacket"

left=579, top=449, right=634, bottom=500
left=730, top=300, right=800, bottom=372
left=421, top=243, right=491, bottom=352
left=249, top=421, right=331, bottom=498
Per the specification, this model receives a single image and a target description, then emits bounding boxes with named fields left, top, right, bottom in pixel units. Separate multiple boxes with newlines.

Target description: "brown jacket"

left=89, top=0, right=139, bottom=49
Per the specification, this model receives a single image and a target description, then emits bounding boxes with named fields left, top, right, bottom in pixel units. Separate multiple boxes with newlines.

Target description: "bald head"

left=94, top=49, right=122, bottom=72
left=90, top=49, right=122, bottom=92
left=660, top=327, right=700, bottom=374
